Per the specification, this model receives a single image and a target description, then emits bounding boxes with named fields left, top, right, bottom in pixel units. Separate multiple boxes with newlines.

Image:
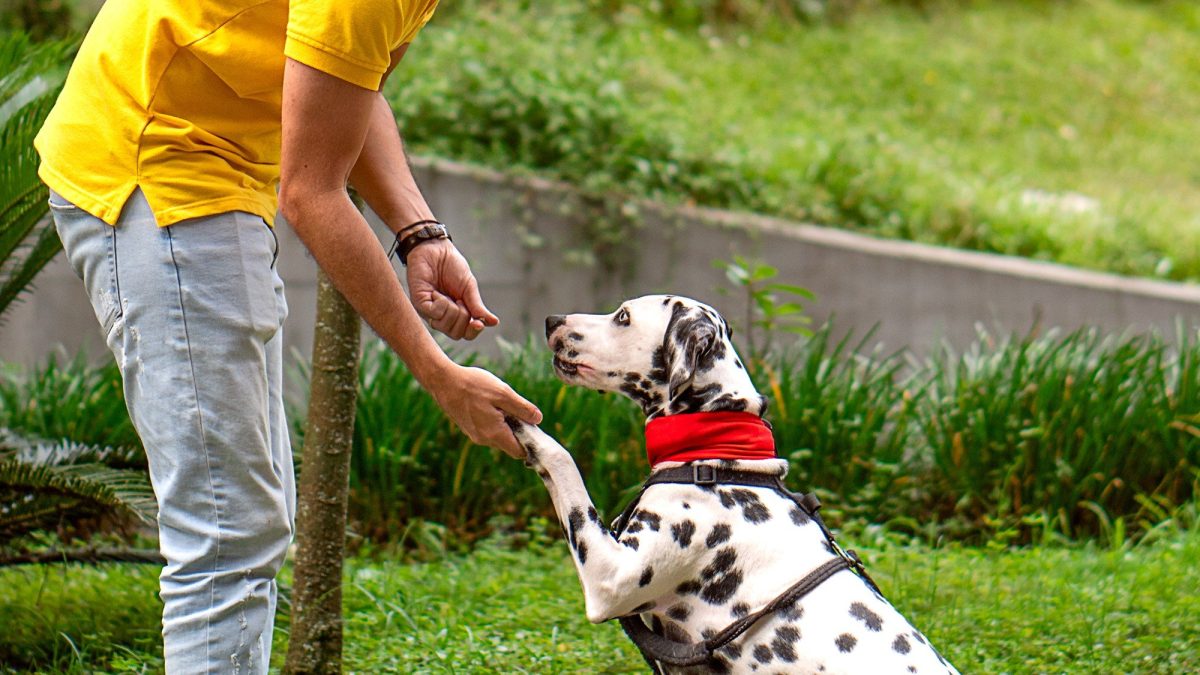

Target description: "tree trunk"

left=284, top=199, right=364, bottom=674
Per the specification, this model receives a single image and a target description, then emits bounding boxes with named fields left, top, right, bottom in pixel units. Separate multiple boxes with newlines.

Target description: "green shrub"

left=0, top=354, right=139, bottom=455
left=916, top=326, right=1200, bottom=543
left=283, top=323, right=1200, bottom=548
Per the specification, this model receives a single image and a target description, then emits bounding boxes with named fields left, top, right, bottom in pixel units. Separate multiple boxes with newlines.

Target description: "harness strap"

left=618, top=557, right=851, bottom=667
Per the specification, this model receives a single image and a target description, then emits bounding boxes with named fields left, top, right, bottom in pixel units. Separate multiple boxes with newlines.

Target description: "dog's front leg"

left=507, top=418, right=688, bottom=624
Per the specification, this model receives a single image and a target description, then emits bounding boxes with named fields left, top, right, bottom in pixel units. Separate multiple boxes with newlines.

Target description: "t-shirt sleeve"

left=285, top=0, right=399, bottom=91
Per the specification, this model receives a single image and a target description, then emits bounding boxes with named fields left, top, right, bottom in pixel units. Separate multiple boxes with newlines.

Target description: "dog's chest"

left=618, top=484, right=955, bottom=675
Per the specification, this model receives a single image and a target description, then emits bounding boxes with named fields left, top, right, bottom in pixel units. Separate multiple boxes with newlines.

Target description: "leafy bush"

left=916, top=326, right=1200, bottom=543
left=283, top=323, right=1200, bottom=548
left=392, top=5, right=1195, bottom=282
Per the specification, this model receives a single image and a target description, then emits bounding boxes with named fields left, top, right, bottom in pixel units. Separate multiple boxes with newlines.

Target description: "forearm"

left=281, top=185, right=451, bottom=387
left=347, top=94, right=431, bottom=238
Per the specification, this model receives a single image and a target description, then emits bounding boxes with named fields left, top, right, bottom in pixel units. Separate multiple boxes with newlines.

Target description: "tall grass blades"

left=755, top=326, right=915, bottom=522
left=917, top=326, right=1200, bottom=543
left=0, top=353, right=139, bottom=456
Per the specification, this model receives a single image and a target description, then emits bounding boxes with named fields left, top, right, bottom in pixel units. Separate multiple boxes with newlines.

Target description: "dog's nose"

left=545, top=315, right=567, bottom=339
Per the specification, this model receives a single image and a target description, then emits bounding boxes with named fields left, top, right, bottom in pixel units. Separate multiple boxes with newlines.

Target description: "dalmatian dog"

left=506, top=295, right=957, bottom=674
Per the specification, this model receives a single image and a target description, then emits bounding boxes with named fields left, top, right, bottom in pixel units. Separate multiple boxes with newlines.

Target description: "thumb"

left=463, top=278, right=499, bottom=327
left=496, top=389, right=542, bottom=426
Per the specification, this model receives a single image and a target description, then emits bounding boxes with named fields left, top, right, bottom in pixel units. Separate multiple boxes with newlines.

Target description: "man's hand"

left=429, top=363, right=542, bottom=458
left=406, top=239, right=499, bottom=340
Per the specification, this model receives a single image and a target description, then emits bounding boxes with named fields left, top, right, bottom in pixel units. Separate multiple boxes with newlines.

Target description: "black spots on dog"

left=676, top=580, right=701, bottom=595
left=758, top=395, right=770, bottom=416
left=835, top=633, right=857, bottom=653
left=752, top=644, right=773, bottom=664
left=730, top=602, right=750, bottom=618
left=606, top=370, right=620, bottom=378
left=667, top=603, right=690, bottom=622
left=648, top=346, right=670, bottom=385
left=706, top=393, right=749, bottom=414
left=620, top=381, right=664, bottom=415
left=907, top=667, right=917, bottom=674
left=576, top=540, right=588, bottom=564
left=849, top=602, right=884, bottom=632
left=700, top=627, right=716, bottom=640
left=728, top=488, right=772, bottom=524
left=911, top=630, right=926, bottom=645
left=638, top=566, right=654, bottom=587
left=718, top=491, right=736, bottom=509
left=633, top=509, right=662, bottom=531
left=670, top=382, right=724, bottom=414
left=699, top=571, right=743, bottom=605
left=621, top=536, right=639, bottom=551
left=632, top=601, right=655, bottom=614
left=706, top=523, right=732, bottom=548
left=893, top=634, right=912, bottom=654
left=682, top=502, right=691, bottom=510
left=625, top=521, right=644, bottom=534
left=587, top=506, right=602, bottom=527
left=789, top=506, right=810, bottom=527
left=721, top=641, right=742, bottom=660
left=772, top=626, right=800, bottom=663
left=779, top=598, right=804, bottom=621
left=700, top=548, right=743, bottom=605
left=671, top=520, right=696, bottom=548
left=702, top=549, right=737, bottom=580
left=567, top=507, right=584, bottom=548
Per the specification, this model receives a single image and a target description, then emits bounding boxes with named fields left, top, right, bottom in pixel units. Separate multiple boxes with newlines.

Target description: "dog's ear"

left=665, top=308, right=720, bottom=401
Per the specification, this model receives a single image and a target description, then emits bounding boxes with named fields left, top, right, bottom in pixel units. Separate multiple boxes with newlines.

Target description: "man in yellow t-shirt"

left=36, top=1, right=542, bottom=671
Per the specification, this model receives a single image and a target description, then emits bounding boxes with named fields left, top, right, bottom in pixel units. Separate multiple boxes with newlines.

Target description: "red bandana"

left=645, top=411, right=776, bottom=468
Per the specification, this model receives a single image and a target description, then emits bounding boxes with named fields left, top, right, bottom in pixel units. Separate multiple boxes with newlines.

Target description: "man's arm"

left=278, top=58, right=540, bottom=456
left=347, top=93, right=495, bottom=340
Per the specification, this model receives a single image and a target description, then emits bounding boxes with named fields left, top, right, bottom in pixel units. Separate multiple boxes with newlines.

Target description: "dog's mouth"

left=553, top=355, right=592, bottom=377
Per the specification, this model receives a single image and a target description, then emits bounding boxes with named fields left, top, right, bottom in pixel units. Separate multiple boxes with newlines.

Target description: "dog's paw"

left=503, top=414, right=539, bottom=466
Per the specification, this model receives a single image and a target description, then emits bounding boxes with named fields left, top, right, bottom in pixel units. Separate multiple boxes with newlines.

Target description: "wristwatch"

left=392, top=221, right=451, bottom=265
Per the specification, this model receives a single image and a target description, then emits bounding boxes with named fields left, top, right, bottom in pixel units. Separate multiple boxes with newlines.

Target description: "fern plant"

left=0, top=32, right=159, bottom=566
left=0, top=31, right=75, bottom=320
left=0, top=429, right=158, bottom=566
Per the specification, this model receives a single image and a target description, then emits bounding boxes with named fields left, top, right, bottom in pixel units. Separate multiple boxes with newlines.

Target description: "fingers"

left=424, top=294, right=474, bottom=340
left=463, top=278, right=500, bottom=327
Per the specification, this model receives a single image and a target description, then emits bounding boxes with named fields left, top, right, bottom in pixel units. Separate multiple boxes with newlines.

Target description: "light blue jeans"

left=50, top=188, right=295, bottom=674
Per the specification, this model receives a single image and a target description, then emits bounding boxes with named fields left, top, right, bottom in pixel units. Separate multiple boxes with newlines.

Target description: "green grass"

left=3, top=527, right=1198, bottom=673
left=394, top=0, right=1200, bottom=280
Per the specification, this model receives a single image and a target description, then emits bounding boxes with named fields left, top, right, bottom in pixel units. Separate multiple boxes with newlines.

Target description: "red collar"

left=645, top=411, right=775, bottom=469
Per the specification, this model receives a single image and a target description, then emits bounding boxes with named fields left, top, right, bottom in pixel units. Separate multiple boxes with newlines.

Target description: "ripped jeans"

left=50, top=188, right=295, bottom=674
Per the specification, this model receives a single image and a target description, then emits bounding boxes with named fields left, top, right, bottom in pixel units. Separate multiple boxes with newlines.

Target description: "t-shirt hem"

left=284, top=32, right=385, bottom=91
left=38, top=162, right=132, bottom=226
left=153, top=194, right=278, bottom=228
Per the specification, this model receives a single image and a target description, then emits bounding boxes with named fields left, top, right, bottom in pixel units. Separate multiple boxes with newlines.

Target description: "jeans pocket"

left=49, top=195, right=124, bottom=343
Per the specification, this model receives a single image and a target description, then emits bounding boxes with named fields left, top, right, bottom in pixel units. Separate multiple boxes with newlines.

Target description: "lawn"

left=393, top=0, right=1200, bottom=280
left=3, top=528, right=1197, bottom=673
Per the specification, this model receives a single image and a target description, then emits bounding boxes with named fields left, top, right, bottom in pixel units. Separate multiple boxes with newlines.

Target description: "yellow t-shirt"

left=34, top=0, right=438, bottom=227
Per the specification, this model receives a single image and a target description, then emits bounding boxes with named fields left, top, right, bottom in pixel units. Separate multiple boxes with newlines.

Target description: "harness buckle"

left=692, top=464, right=717, bottom=485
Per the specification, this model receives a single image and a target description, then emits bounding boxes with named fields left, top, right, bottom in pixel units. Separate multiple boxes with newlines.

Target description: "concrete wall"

left=4, top=157, right=1199, bottom=370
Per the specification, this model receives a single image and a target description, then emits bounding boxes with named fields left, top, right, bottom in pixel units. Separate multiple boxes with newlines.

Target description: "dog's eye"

left=614, top=308, right=631, bottom=326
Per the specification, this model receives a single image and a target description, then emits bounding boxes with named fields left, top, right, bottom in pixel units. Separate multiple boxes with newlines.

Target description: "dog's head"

left=545, top=295, right=767, bottom=420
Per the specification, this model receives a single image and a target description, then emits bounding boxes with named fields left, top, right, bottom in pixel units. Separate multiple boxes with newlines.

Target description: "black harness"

left=610, top=464, right=881, bottom=672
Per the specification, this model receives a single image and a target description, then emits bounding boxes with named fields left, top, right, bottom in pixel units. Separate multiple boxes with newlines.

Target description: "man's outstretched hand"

left=428, top=363, right=543, bottom=458
left=406, top=239, right=497, bottom=340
